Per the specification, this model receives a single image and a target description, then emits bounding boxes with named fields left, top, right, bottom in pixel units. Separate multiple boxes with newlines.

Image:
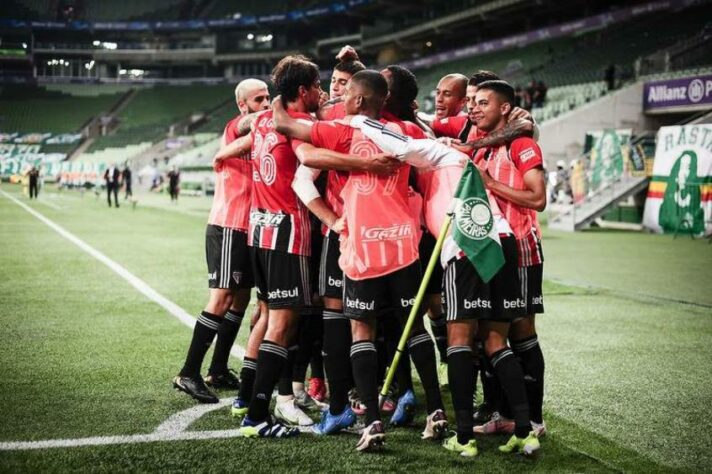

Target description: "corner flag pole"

left=378, top=209, right=453, bottom=409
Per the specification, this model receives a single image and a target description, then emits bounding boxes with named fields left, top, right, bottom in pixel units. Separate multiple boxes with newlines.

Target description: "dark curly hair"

left=271, top=55, right=320, bottom=103
left=384, top=65, right=418, bottom=122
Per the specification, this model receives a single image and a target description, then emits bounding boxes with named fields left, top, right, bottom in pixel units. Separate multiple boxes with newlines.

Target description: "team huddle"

left=172, top=46, right=547, bottom=457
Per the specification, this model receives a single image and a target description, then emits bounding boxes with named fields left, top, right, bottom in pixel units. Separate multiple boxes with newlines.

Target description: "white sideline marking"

left=35, top=198, right=63, bottom=210
left=0, top=399, right=247, bottom=450
left=0, top=189, right=246, bottom=362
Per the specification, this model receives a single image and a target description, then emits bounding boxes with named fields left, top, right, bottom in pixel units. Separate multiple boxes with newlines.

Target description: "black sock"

left=447, top=345, right=474, bottom=444
left=430, top=313, right=448, bottom=362
left=309, top=309, right=325, bottom=379
left=278, top=344, right=299, bottom=396
left=179, top=311, right=222, bottom=378
left=323, top=311, right=351, bottom=415
left=512, top=335, right=545, bottom=424
left=238, top=357, right=257, bottom=401
left=381, top=315, right=411, bottom=395
left=208, top=309, right=244, bottom=375
left=408, top=332, right=443, bottom=413
left=491, top=348, right=530, bottom=438
left=351, top=340, right=380, bottom=425
left=480, top=350, right=503, bottom=413
left=247, top=340, right=288, bottom=422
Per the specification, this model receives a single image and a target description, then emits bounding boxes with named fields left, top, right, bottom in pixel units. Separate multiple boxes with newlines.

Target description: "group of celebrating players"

left=172, top=45, right=547, bottom=457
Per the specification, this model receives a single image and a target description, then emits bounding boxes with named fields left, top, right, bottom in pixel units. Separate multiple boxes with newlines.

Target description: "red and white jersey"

left=432, top=113, right=483, bottom=144
left=473, top=137, right=544, bottom=266
left=208, top=115, right=252, bottom=231
left=310, top=119, right=418, bottom=280
left=248, top=110, right=312, bottom=256
left=321, top=101, right=346, bottom=121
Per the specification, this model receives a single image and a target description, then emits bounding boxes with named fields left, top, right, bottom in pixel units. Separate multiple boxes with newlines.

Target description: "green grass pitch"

left=0, top=183, right=710, bottom=473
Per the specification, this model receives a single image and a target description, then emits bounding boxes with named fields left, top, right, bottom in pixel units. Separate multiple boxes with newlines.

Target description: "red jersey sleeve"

left=310, top=120, right=352, bottom=154
left=510, top=137, right=544, bottom=175
left=403, top=122, right=427, bottom=139
left=431, top=115, right=468, bottom=138
left=224, top=116, right=242, bottom=143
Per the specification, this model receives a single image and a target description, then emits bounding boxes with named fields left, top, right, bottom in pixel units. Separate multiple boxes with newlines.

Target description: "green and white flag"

left=452, top=161, right=505, bottom=283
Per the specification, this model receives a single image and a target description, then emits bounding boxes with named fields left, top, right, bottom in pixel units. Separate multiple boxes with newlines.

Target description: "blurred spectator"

left=167, top=166, right=180, bottom=202
left=605, top=64, right=616, bottom=91
left=104, top=163, right=121, bottom=208
left=534, top=81, right=548, bottom=107
left=27, top=165, right=40, bottom=199
left=122, top=163, right=133, bottom=200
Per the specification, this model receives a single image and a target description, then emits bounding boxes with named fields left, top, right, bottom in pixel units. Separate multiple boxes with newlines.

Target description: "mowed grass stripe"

left=0, top=189, right=228, bottom=440
left=0, top=184, right=705, bottom=472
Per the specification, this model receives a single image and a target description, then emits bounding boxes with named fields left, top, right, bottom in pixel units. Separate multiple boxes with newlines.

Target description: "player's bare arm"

left=481, top=167, right=547, bottom=212
left=271, top=96, right=313, bottom=142
left=212, top=134, right=253, bottom=170
left=294, top=142, right=398, bottom=175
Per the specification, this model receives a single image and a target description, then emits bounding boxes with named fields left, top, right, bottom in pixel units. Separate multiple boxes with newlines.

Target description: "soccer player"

left=274, top=70, right=448, bottom=452
left=237, top=56, right=395, bottom=438
left=379, top=65, right=446, bottom=432
left=318, top=45, right=366, bottom=121
left=173, top=78, right=269, bottom=404
left=470, top=80, right=548, bottom=439
left=346, top=87, right=540, bottom=455
left=469, top=79, right=543, bottom=454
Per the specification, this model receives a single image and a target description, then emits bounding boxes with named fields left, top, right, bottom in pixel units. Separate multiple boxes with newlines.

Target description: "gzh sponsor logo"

left=250, top=210, right=286, bottom=227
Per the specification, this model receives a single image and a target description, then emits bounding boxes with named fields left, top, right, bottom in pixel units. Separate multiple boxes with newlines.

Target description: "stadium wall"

left=538, top=82, right=658, bottom=167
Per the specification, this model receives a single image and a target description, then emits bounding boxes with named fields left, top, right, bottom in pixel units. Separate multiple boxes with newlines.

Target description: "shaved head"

left=234, top=78, right=270, bottom=114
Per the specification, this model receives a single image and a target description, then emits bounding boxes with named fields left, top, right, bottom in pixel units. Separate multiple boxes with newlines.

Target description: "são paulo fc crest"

left=455, top=197, right=493, bottom=240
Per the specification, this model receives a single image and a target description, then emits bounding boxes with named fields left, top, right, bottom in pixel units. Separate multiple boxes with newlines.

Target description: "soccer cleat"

left=231, top=398, right=249, bottom=419
left=274, top=399, right=314, bottom=427
left=473, top=412, right=514, bottom=435
left=355, top=420, right=385, bottom=452
left=390, top=389, right=416, bottom=426
left=473, top=403, right=494, bottom=425
left=531, top=420, right=547, bottom=438
left=173, top=375, right=219, bottom=404
left=295, top=391, right=328, bottom=411
left=313, top=405, right=357, bottom=435
left=307, top=377, right=327, bottom=402
left=381, top=395, right=396, bottom=414
left=239, top=416, right=300, bottom=438
left=204, top=369, right=240, bottom=390
left=421, top=409, right=448, bottom=440
left=498, top=431, right=541, bottom=455
left=443, top=434, right=478, bottom=457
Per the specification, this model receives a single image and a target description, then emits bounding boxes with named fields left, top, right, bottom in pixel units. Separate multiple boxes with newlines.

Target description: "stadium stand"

left=0, top=85, right=123, bottom=133
left=87, top=84, right=233, bottom=152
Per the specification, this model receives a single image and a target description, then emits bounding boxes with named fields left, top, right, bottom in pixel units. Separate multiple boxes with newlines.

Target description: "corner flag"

left=451, top=161, right=505, bottom=283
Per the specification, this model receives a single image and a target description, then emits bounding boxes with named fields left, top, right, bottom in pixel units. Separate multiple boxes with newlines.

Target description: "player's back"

left=209, top=115, right=252, bottom=231
left=249, top=110, right=312, bottom=256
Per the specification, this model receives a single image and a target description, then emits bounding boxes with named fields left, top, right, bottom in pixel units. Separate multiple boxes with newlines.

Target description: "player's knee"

left=510, top=315, right=536, bottom=340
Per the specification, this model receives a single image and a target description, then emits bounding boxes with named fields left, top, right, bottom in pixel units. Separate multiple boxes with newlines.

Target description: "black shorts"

left=251, top=247, right=311, bottom=309
left=343, top=261, right=421, bottom=320
left=206, top=224, right=253, bottom=291
left=318, top=231, right=343, bottom=299
left=518, top=264, right=544, bottom=315
left=419, top=231, right=443, bottom=295
left=442, top=236, right=526, bottom=322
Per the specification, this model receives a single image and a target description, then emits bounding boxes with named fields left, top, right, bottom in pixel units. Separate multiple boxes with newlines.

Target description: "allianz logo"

left=345, top=297, right=375, bottom=310
left=328, top=276, right=343, bottom=288
left=268, top=287, right=298, bottom=299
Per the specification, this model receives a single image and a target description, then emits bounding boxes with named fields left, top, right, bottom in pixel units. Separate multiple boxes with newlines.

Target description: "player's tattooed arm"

left=465, top=118, right=534, bottom=150
left=236, top=112, right=265, bottom=136
left=212, top=134, right=253, bottom=171
left=294, top=143, right=398, bottom=175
